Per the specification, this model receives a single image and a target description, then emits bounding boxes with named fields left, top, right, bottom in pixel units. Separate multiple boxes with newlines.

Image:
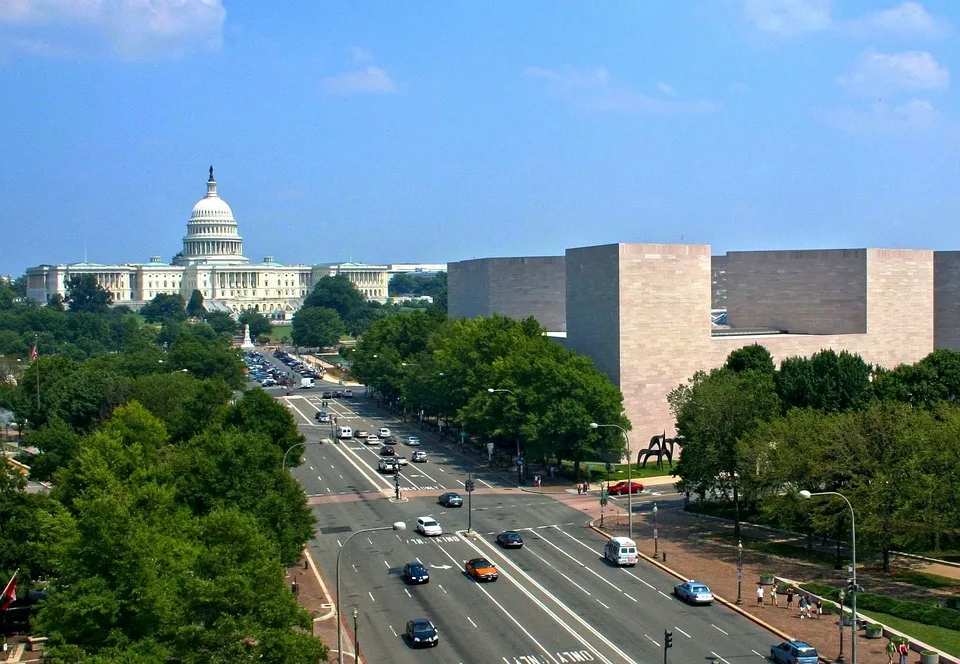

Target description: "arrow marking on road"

left=430, top=564, right=452, bottom=569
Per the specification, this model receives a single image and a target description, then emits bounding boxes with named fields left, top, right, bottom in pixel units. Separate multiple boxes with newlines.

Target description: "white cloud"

left=852, top=2, right=949, bottom=39
left=740, top=0, right=832, bottom=35
left=0, top=0, right=225, bottom=59
left=827, top=98, right=940, bottom=132
left=320, top=65, right=398, bottom=96
left=839, top=49, right=948, bottom=93
left=524, top=66, right=719, bottom=114
left=657, top=81, right=675, bottom=96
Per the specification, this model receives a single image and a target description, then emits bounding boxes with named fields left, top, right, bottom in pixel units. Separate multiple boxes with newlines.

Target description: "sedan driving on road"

left=608, top=480, right=644, bottom=495
left=416, top=517, right=442, bottom=537
left=377, top=459, right=398, bottom=474
left=356, top=429, right=370, bottom=438
left=405, top=619, right=438, bottom=648
left=770, top=641, right=819, bottom=664
left=403, top=562, right=429, bottom=584
left=438, top=492, right=463, bottom=507
left=406, top=436, right=420, bottom=446
left=379, top=446, right=395, bottom=456
left=496, top=531, right=524, bottom=548
left=394, top=455, right=408, bottom=466
left=673, top=580, right=714, bottom=604
left=411, top=450, right=428, bottom=463
left=378, top=427, right=391, bottom=438
left=366, top=435, right=380, bottom=445
left=465, top=557, right=499, bottom=582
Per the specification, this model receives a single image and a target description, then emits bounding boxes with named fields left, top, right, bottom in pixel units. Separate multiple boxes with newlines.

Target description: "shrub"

left=800, top=583, right=960, bottom=631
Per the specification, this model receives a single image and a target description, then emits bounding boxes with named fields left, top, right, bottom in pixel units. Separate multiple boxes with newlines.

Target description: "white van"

left=337, top=426, right=353, bottom=440
left=300, top=377, right=314, bottom=389
left=604, top=537, right=638, bottom=567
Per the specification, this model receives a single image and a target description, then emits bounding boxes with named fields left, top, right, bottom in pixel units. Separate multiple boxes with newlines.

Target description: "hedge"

left=800, top=583, right=960, bottom=632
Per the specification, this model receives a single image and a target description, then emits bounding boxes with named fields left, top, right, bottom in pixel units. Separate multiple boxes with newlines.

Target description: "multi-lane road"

left=259, top=356, right=781, bottom=664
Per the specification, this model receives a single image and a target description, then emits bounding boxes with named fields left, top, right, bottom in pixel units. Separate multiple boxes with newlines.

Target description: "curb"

left=587, top=518, right=808, bottom=651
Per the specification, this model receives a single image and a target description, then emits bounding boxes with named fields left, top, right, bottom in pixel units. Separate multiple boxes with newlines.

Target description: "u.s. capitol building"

left=25, top=167, right=413, bottom=318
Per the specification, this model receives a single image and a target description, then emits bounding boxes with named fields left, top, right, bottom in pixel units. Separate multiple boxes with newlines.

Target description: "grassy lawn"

left=711, top=535, right=845, bottom=568
left=556, top=460, right=674, bottom=480
left=268, top=326, right=292, bottom=343
left=889, top=569, right=960, bottom=591
left=862, top=611, right=960, bottom=657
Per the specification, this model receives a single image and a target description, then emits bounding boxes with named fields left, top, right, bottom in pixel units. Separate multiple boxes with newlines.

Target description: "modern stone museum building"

left=449, top=244, right=958, bottom=443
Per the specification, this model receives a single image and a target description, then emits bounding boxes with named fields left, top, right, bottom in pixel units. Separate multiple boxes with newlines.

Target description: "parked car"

left=465, top=557, right=498, bottom=582
left=770, top=641, right=819, bottom=664
left=407, top=436, right=421, bottom=446
left=496, top=531, right=524, bottom=548
left=439, top=492, right=463, bottom=507
left=403, top=562, right=430, bottom=584
left=416, top=517, right=442, bottom=537
left=405, top=619, right=438, bottom=648
left=411, top=450, right=428, bottom=463
left=673, top=580, right=714, bottom=604
left=608, top=480, right=644, bottom=496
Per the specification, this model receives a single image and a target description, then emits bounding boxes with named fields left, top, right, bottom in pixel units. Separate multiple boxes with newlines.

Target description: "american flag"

left=0, top=570, right=17, bottom=611
left=29, top=341, right=38, bottom=361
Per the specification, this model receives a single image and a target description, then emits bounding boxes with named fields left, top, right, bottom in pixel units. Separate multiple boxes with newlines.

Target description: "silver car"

left=673, top=580, right=714, bottom=604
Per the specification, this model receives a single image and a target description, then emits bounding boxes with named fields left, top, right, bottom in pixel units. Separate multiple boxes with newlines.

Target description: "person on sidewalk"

left=886, top=639, right=896, bottom=664
left=577, top=482, right=582, bottom=495
left=815, top=598, right=823, bottom=619
left=898, top=640, right=909, bottom=664
left=756, top=584, right=764, bottom=607
left=770, top=584, right=778, bottom=607
left=798, top=595, right=808, bottom=618
left=785, top=586, right=795, bottom=611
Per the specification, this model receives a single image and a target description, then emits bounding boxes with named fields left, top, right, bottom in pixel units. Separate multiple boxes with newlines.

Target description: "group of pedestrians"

left=755, top=584, right=822, bottom=619
left=576, top=481, right=591, bottom=495
left=887, top=639, right=911, bottom=664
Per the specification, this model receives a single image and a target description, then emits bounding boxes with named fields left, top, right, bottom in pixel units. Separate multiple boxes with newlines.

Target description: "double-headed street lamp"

left=589, top=422, right=633, bottom=540
left=799, top=490, right=857, bottom=664
left=336, top=522, right=406, bottom=664
left=487, top=388, right=523, bottom=483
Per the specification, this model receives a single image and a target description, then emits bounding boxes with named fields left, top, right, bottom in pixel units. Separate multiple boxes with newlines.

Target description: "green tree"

left=166, top=327, right=245, bottom=389
left=130, top=373, right=233, bottom=442
left=204, top=311, right=236, bottom=336
left=303, top=275, right=366, bottom=321
left=388, top=272, right=417, bottom=296
left=186, top=290, right=205, bottom=318
left=238, top=308, right=272, bottom=340
left=47, top=293, right=66, bottom=311
left=725, top=344, right=775, bottom=374
left=291, top=307, right=344, bottom=348
left=65, top=275, right=113, bottom=314
left=140, top=293, right=187, bottom=325
left=776, top=349, right=873, bottom=413
left=218, top=389, right=303, bottom=453
left=669, top=366, right=780, bottom=537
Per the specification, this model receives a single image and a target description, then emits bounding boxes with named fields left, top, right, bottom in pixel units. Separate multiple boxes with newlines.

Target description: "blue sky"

left=2, top=1, right=959, bottom=276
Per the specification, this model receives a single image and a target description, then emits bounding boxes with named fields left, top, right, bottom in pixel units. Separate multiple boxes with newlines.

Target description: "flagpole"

left=34, top=335, right=40, bottom=411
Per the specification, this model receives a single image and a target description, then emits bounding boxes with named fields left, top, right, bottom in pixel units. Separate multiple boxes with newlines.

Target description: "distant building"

left=26, top=168, right=392, bottom=316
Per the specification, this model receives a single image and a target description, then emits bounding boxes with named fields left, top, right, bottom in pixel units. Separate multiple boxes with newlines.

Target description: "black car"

left=380, top=446, right=396, bottom=456
left=497, top=531, right=524, bottom=548
left=333, top=390, right=344, bottom=398
left=321, top=391, right=333, bottom=399
left=439, top=492, right=463, bottom=507
left=403, top=562, right=430, bottom=584
left=406, top=619, right=438, bottom=648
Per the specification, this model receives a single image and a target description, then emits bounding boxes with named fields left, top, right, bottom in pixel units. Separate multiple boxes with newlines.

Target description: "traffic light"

left=664, top=630, right=673, bottom=649
left=464, top=479, right=476, bottom=492
left=847, top=577, right=856, bottom=593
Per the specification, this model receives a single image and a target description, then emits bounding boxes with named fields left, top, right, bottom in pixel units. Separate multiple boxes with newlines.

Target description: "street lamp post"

left=353, top=607, right=359, bottom=663
left=336, top=522, right=406, bottom=664
left=653, top=503, right=659, bottom=557
left=838, top=588, right=846, bottom=663
left=590, top=422, right=633, bottom=540
left=736, top=539, right=743, bottom=604
left=800, top=490, right=857, bottom=664
left=487, top=388, right=523, bottom=484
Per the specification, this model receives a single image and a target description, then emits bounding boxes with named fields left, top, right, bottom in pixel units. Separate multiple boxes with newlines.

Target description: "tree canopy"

left=65, top=275, right=113, bottom=314
left=140, top=293, right=187, bottom=325
left=290, top=306, right=344, bottom=348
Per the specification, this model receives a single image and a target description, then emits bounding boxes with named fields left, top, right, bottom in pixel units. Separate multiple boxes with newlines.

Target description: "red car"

left=608, top=481, right=644, bottom=496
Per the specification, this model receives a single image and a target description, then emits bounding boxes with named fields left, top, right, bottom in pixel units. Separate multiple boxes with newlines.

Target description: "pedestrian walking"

left=756, top=584, right=764, bottom=607
left=886, top=639, right=896, bottom=664
left=785, top=586, right=794, bottom=610
left=577, top=482, right=582, bottom=495
left=534, top=474, right=541, bottom=488
left=898, top=640, right=909, bottom=664
left=798, top=595, right=808, bottom=619
left=815, top=598, right=823, bottom=619
left=770, top=584, right=778, bottom=607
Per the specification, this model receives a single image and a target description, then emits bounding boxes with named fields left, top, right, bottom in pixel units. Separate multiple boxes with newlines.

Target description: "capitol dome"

left=178, top=166, right=248, bottom=265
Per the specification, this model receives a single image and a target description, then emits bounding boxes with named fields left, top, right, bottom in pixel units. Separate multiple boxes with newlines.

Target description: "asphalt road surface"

left=257, top=359, right=781, bottom=664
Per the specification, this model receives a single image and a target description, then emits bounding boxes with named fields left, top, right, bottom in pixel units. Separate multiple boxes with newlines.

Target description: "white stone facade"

left=25, top=168, right=390, bottom=316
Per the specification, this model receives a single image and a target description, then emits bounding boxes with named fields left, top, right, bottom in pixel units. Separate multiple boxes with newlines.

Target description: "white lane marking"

left=644, top=634, right=660, bottom=648
left=658, top=590, right=673, bottom=600
left=674, top=627, right=691, bottom=638
left=752, top=649, right=764, bottom=658
left=596, top=599, right=610, bottom=609
left=389, top=625, right=397, bottom=637
left=368, top=591, right=375, bottom=602
left=518, top=540, right=592, bottom=596
left=623, top=593, right=637, bottom=603
left=467, top=616, right=478, bottom=628
left=309, top=465, right=314, bottom=470
left=404, top=588, right=411, bottom=598
left=554, top=527, right=657, bottom=589
left=711, top=624, right=728, bottom=636
left=478, top=476, right=493, bottom=488
left=438, top=584, right=447, bottom=594
left=711, top=652, right=732, bottom=664
left=328, top=440, right=393, bottom=491
left=284, top=399, right=318, bottom=425
left=317, top=476, right=322, bottom=481
left=532, top=529, right=623, bottom=596
left=384, top=561, right=390, bottom=568
left=462, top=535, right=635, bottom=664
left=351, top=564, right=356, bottom=572
left=326, top=487, right=332, bottom=493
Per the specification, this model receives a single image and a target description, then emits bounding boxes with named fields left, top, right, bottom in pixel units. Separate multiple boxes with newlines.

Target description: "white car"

left=394, top=455, right=408, bottom=466
left=366, top=435, right=380, bottom=445
left=378, top=427, right=392, bottom=438
left=407, top=436, right=421, bottom=446
left=416, top=517, right=442, bottom=537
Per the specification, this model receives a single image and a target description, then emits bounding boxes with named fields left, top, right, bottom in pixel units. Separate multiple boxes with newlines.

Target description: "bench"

left=26, top=636, right=48, bottom=651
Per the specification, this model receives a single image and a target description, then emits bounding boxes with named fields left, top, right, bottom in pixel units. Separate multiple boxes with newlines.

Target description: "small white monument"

left=240, top=324, right=255, bottom=350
